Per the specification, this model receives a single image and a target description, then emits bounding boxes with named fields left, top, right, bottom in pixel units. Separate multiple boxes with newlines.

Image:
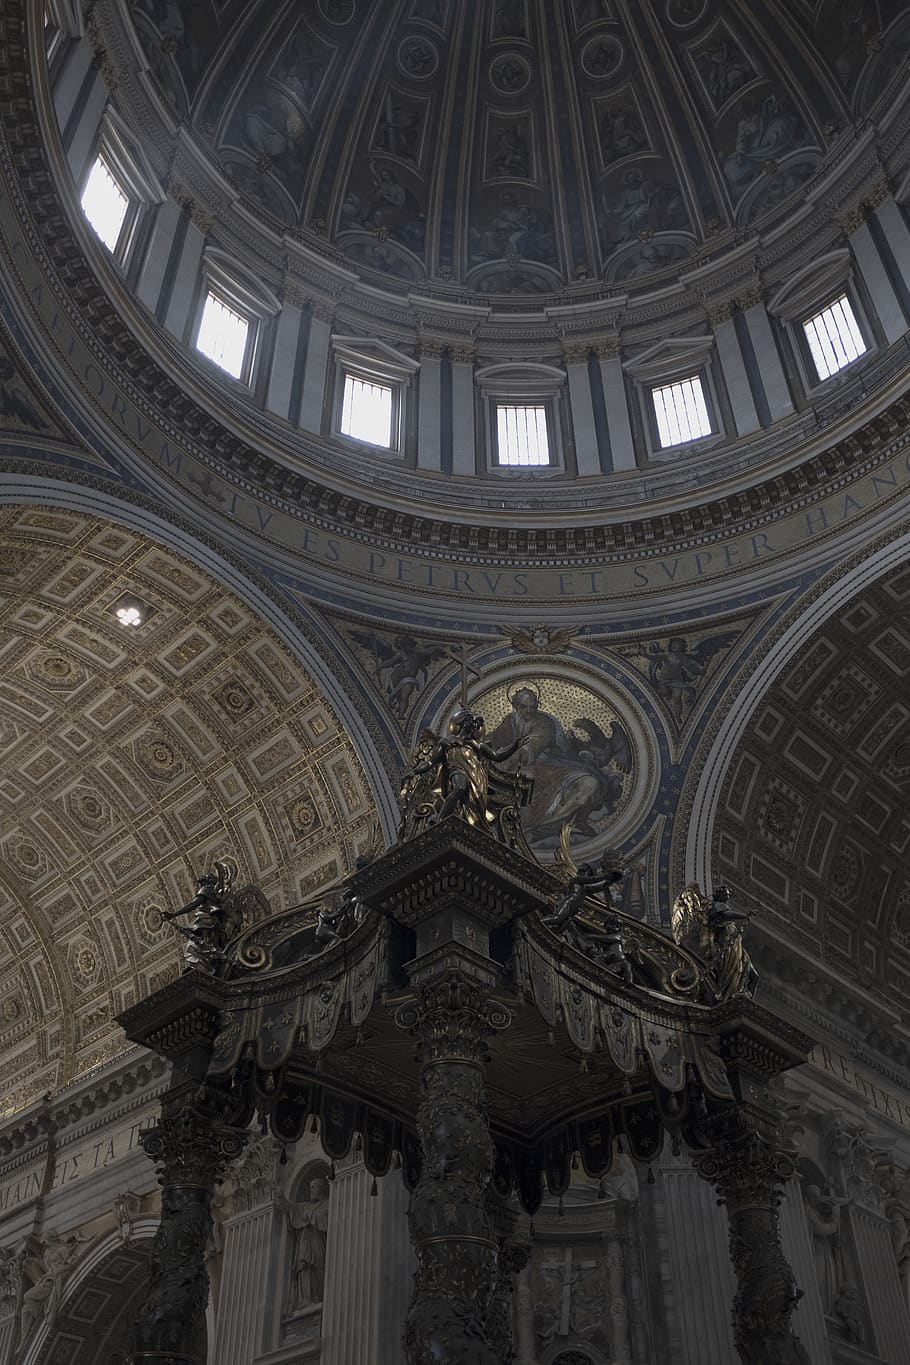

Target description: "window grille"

left=496, top=404, right=550, bottom=466
left=81, top=154, right=130, bottom=253
left=803, top=295, right=867, bottom=381
left=340, top=374, right=394, bottom=447
left=196, top=292, right=251, bottom=380
left=652, top=375, right=712, bottom=448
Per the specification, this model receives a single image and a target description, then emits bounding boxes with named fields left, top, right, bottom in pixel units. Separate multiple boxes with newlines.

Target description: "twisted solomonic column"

left=694, top=1128, right=811, bottom=1365
left=396, top=978, right=511, bottom=1365
left=128, top=1098, right=248, bottom=1365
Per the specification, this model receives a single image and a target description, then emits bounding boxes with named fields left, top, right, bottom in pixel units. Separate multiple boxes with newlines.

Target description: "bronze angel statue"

left=397, top=708, right=533, bottom=849
left=671, top=882, right=758, bottom=1000
left=161, top=861, right=255, bottom=975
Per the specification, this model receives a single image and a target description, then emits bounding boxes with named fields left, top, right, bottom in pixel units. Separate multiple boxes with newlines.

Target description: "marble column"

left=210, top=1200, right=278, bottom=1365
left=874, top=198, right=910, bottom=289
left=266, top=302, right=303, bottom=421
left=299, top=314, right=332, bottom=434
left=320, top=1159, right=413, bottom=1365
left=51, top=37, right=93, bottom=132
left=597, top=353, right=637, bottom=471
left=661, top=1156, right=737, bottom=1364
left=513, top=1259, right=535, bottom=1365
left=742, top=303, right=794, bottom=422
left=606, top=1235, right=632, bottom=1364
left=136, top=198, right=183, bottom=314
left=714, top=317, right=760, bottom=436
left=163, top=219, right=205, bottom=341
left=777, top=1183, right=831, bottom=1365
left=849, top=1206, right=910, bottom=1364
left=0, top=1316, right=15, bottom=1365
left=417, top=352, right=442, bottom=471
left=450, top=353, right=476, bottom=476
left=65, top=66, right=108, bottom=184
left=850, top=222, right=907, bottom=344
left=565, top=357, right=600, bottom=476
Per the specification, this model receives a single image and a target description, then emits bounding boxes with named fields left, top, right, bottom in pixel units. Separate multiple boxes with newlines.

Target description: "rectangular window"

left=81, top=154, right=130, bottom=253
left=652, top=375, right=712, bottom=449
left=195, top=291, right=251, bottom=380
left=340, top=374, right=394, bottom=447
left=496, top=404, right=550, bottom=466
left=803, top=295, right=867, bottom=381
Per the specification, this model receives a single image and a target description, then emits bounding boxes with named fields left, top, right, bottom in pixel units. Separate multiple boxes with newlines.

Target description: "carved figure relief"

left=19, top=1230, right=87, bottom=1343
left=282, top=1170, right=330, bottom=1314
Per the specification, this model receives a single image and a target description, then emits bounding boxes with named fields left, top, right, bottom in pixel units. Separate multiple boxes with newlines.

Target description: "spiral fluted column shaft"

left=128, top=1099, right=247, bottom=1365
left=396, top=980, right=509, bottom=1365
left=695, top=1132, right=810, bottom=1365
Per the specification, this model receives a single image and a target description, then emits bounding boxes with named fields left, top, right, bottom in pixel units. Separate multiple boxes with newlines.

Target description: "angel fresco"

left=350, top=630, right=450, bottom=719
left=0, top=359, right=46, bottom=431
left=644, top=633, right=738, bottom=725
left=724, top=94, right=805, bottom=189
left=485, top=685, right=631, bottom=846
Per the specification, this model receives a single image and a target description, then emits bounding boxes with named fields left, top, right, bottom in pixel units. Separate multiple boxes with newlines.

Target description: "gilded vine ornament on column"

left=395, top=980, right=511, bottom=1365
left=694, top=1133, right=810, bottom=1365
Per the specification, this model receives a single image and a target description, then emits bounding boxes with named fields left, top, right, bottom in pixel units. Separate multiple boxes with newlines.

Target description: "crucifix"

left=446, top=641, right=481, bottom=708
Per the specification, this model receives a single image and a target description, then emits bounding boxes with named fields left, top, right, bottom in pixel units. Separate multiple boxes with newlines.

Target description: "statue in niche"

left=834, top=1283, right=866, bottom=1344
left=802, top=1184, right=846, bottom=1315
left=281, top=1173, right=330, bottom=1313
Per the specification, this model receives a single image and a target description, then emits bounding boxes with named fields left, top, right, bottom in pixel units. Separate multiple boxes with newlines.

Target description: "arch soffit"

left=679, top=528, right=910, bottom=889
left=21, top=1223, right=157, bottom=1365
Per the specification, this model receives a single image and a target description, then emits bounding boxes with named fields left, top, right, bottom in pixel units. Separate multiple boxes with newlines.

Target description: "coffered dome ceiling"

left=0, top=508, right=375, bottom=1115
left=715, top=559, right=910, bottom=1015
left=129, top=0, right=910, bottom=293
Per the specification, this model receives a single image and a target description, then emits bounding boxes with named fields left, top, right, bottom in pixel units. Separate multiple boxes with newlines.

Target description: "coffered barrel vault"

left=0, top=508, right=376, bottom=1116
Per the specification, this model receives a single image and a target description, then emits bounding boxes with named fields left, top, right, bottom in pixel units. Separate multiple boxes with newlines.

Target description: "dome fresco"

left=129, top=0, right=910, bottom=295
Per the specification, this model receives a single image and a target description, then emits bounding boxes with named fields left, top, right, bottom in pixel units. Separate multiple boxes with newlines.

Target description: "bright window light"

left=81, top=154, right=130, bottom=253
left=496, top=404, right=550, bottom=466
left=803, top=295, right=867, bottom=381
left=652, top=375, right=712, bottom=448
left=341, top=374, right=394, bottom=447
left=196, top=292, right=251, bottom=379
